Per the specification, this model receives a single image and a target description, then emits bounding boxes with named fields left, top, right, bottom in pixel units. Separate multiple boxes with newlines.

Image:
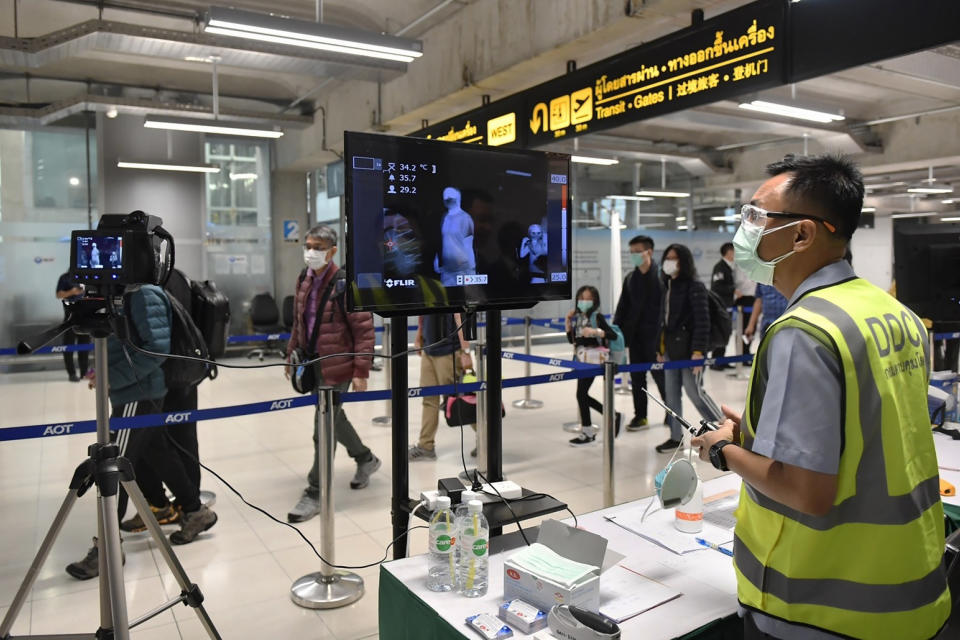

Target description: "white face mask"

left=304, top=248, right=329, bottom=271
left=662, top=259, right=679, bottom=277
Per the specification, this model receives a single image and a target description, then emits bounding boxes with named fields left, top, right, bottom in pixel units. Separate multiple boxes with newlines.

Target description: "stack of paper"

left=598, top=565, right=681, bottom=622
left=605, top=500, right=733, bottom=555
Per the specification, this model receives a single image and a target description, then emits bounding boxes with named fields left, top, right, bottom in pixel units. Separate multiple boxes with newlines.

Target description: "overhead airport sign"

left=412, top=0, right=785, bottom=148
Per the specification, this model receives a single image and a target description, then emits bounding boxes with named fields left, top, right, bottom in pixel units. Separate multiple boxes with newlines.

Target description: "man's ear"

left=793, top=220, right=817, bottom=253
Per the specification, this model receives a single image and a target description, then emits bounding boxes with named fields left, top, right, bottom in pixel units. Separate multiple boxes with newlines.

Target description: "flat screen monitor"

left=344, top=132, right=572, bottom=315
left=893, top=222, right=960, bottom=322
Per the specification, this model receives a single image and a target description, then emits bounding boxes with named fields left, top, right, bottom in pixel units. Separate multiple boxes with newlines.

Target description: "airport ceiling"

left=1, top=0, right=959, bottom=200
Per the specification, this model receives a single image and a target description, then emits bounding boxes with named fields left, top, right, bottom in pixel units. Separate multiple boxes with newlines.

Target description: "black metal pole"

left=485, top=310, right=503, bottom=483
left=390, top=315, right=409, bottom=559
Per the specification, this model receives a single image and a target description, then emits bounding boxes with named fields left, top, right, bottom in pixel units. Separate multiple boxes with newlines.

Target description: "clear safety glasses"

left=740, top=203, right=837, bottom=234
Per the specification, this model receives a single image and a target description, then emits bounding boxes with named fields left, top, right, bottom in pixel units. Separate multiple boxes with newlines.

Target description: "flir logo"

left=385, top=279, right=415, bottom=289
left=165, top=412, right=192, bottom=424
left=43, top=423, right=74, bottom=436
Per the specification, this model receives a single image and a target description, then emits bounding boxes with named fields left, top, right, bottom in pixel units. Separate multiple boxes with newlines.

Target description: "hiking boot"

left=288, top=490, right=320, bottom=523
left=627, top=416, right=648, bottom=431
left=350, top=455, right=381, bottom=490
left=65, top=536, right=124, bottom=581
left=120, top=503, right=180, bottom=533
left=407, top=445, right=437, bottom=461
left=655, top=438, right=682, bottom=453
left=170, top=505, right=218, bottom=545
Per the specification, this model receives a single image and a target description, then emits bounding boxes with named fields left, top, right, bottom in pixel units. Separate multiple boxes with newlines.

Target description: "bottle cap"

left=436, top=496, right=451, bottom=510
left=460, top=490, right=479, bottom=504
left=467, top=499, right=482, bottom=514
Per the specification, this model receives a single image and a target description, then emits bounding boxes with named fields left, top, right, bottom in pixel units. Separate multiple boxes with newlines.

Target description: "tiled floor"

left=0, top=342, right=750, bottom=638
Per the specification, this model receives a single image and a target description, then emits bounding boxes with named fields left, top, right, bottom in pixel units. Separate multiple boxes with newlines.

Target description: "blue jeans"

left=663, top=356, right=722, bottom=441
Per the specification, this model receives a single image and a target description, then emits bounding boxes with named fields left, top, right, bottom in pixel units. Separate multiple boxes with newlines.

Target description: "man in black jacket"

left=710, top=242, right=736, bottom=369
left=613, top=235, right=667, bottom=430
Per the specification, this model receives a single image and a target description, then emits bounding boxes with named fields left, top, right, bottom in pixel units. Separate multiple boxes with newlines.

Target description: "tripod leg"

left=96, top=499, right=113, bottom=631
left=0, top=490, right=79, bottom=637
left=122, top=480, right=222, bottom=640
left=99, top=492, right=131, bottom=640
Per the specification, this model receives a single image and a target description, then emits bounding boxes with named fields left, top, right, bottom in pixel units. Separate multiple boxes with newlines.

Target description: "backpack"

left=589, top=313, right=627, bottom=364
left=162, top=292, right=216, bottom=390
left=190, top=279, right=231, bottom=358
left=705, top=286, right=733, bottom=350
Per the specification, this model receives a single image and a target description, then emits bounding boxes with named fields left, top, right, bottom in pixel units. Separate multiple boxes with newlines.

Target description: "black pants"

left=628, top=335, right=667, bottom=421
left=135, top=386, right=202, bottom=508
left=743, top=613, right=775, bottom=639
left=114, top=398, right=201, bottom=517
left=577, top=377, right=604, bottom=426
left=62, top=329, right=90, bottom=379
left=935, top=338, right=960, bottom=373
left=734, top=296, right=756, bottom=355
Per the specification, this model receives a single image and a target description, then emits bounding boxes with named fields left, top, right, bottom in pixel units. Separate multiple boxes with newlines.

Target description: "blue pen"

left=696, top=537, right=734, bottom=557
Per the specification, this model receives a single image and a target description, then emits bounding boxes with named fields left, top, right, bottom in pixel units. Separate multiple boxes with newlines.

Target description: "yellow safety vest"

left=735, top=277, right=950, bottom=639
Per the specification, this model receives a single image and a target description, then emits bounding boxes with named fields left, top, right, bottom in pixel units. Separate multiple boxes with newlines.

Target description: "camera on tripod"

left=70, top=210, right=175, bottom=294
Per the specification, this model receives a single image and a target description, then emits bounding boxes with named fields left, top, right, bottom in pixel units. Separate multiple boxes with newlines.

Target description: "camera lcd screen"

left=75, top=234, right=123, bottom=271
left=345, top=132, right=571, bottom=314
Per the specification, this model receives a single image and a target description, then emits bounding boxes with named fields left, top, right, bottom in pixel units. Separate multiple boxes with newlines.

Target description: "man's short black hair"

left=766, top=154, right=864, bottom=240
left=720, top=242, right=734, bottom=255
left=629, top=235, right=654, bottom=250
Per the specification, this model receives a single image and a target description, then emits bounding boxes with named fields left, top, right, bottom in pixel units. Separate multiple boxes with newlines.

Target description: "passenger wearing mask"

left=709, top=242, right=736, bottom=370
left=656, top=244, right=723, bottom=453
left=565, top=285, right=623, bottom=446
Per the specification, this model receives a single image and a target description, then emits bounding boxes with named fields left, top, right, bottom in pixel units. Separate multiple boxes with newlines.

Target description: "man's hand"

left=691, top=421, right=735, bottom=463
left=87, top=372, right=96, bottom=390
left=352, top=377, right=367, bottom=392
left=460, top=351, right=473, bottom=370
left=656, top=353, right=664, bottom=363
left=413, top=332, right=423, bottom=351
left=692, top=351, right=704, bottom=375
left=744, top=324, right=756, bottom=341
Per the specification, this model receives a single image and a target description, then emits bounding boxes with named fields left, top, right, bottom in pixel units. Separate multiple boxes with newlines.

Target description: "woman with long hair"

left=565, top=285, right=623, bottom=446
left=656, top=243, right=722, bottom=452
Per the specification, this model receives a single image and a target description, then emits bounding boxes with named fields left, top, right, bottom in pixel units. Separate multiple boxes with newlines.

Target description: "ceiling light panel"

left=118, top=160, right=220, bottom=173
left=571, top=155, right=619, bottom=165
left=144, top=116, right=284, bottom=138
left=738, top=100, right=845, bottom=123
left=205, top=7, right=423, bottom=63
left=636, top=190, right=690, bottom=198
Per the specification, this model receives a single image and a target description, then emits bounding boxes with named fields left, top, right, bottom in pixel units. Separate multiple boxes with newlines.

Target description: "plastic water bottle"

left=454, top=490, right=480, bottom=521
left=674, top=476, right=703, bottom=533
left=456, top=499, right=489, bottom=597
left=426, top=496, right=456, bottom=592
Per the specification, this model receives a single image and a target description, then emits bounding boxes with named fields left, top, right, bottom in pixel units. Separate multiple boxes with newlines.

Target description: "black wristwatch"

left=709, top=440, right=736, bottom=471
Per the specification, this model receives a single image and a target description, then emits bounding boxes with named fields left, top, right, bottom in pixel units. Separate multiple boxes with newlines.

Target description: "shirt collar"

left=788, top=260, right=856, bottom=307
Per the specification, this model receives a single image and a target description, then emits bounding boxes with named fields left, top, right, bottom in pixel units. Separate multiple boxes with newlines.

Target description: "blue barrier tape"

left=934, top=332, right=960, bottom=341
left=499, top=350, right=596, bottom=370
left=0, top=343, right=95, bottom=356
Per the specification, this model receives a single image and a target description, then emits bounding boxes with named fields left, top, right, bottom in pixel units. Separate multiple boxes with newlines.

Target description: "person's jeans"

left=628, top=335, right=666, bottom=420
left=308, top=379, right=372, bottom=494
left=663, top=356, right=722, bottom=441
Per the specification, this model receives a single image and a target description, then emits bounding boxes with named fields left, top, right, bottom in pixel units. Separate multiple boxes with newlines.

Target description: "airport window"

left=30, top=129, right=97, bottom=212
left=205, top=140, right=267, bottom=227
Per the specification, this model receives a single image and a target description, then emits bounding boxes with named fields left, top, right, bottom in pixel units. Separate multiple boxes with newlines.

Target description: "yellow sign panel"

left=486, top=112, right=516, bottom=146
left=530, top=103, right=548, bottom=134
left=570, top=87, right=593, bottom=125
left=549, top=95, right=570, bottom=131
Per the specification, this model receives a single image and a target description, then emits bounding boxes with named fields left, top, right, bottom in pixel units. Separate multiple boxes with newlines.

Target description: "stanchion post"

left=929, top=328, right=935, bottom=376
left=512, top=316, right=543, bottom=409
left=372, top=323, right=391, bottom=426
left=727, top=306, right=749, bottom=380
left=290, top=386, right=364, bottom=609
left=476, top=317, right=487, bottom=475
left=603, top=359, right=616, bottom=508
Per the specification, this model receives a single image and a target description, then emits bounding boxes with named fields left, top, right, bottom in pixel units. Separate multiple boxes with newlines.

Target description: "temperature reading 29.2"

left=399, top=185, right=416, bottom=194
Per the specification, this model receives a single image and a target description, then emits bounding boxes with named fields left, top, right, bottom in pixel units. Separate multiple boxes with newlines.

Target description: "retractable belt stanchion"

left=602, top=359, right=616, bottom=508
left=727, top=306, right=750, bottom=380
left=372, top=323, right=392, bottom=426
left=511, top=316, right=543, bottom=410
left=291, top=386, right=364, bottom=609
left=929, top=329, right=936, bottom=376
left=390, top=316, right=410, bottom=560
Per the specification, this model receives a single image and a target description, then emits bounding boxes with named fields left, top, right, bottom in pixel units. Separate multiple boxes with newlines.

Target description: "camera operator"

left=66, top=283, right=216, bottom=580
left=55, top=272, right=90, bottom=382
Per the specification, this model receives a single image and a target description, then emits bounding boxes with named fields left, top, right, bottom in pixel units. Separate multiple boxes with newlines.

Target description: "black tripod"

left=0, top=303, right=220, bottom=640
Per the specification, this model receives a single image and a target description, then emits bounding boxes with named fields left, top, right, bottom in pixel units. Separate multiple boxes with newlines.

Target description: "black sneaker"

left=569, top=433, right=596, bottom=447
left=68, top=374, right=81, bottom=382
left=655, top=438, right=682, bottom=453
left=627, top=416, right=648, bottom=431
left=65, top=536, right=124, bottom=580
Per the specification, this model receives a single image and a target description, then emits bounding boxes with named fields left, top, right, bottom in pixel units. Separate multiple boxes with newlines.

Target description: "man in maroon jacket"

left=285, top=224, right=380, bottom=523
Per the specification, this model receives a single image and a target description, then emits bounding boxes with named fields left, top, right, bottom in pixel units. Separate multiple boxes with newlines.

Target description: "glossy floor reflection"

left=0, top=342, right=750, bottom=639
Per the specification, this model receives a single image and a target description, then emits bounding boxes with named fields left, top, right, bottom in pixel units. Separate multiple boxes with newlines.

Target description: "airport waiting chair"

left=246, top=293, right=287, bottom=361
left=282, top=295, right=295, bottom=331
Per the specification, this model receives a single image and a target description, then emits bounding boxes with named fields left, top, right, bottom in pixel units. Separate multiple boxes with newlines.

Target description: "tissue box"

left=502, top=520, right=605, bottom=613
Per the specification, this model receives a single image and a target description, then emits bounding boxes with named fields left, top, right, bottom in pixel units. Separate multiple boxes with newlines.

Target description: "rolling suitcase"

left=191, top=279, right=231, bottom=358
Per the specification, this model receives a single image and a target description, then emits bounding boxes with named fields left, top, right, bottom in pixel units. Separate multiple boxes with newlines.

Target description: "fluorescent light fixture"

left=636, top=190, right=690, bottom=198
left=145, top=116, right=283, bottom=139
left=636, top=223, right=666, bottom=228
left=861, top=207, right=876, bottom=213
left=738, top=100, right=845, bottom=123
left=105, top=107, right=118, bottom=119
left=906, top=186, right=953, bottom=194
left=571, top=155, right=619, bottom=165
left=710, top=216, right=740, bottom=222
left=69, top=177, right=80, bottom=186
left=675, top=216, right=687, bottom=222
left=605, top=195, right=654, bottom=201
left=942, top=199, right=957, bottom=204
left=229, top=172, right=258, bottom=180
left=118, top=160, right=220, bottom=173
left=890, top=212, right=936, bottom=219
left=941, top=216, right=960, bottom=222
left=865, top=181, right=905, bottom=191
left=204, top=6, right=423, bottom=63
left=636, top=213, right=675, bottom=218
left=677, top=225, right=690, bottom=230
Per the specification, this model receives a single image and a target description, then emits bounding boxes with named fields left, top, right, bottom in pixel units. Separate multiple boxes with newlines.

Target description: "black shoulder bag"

left=290, top=276, right=339, bottom=394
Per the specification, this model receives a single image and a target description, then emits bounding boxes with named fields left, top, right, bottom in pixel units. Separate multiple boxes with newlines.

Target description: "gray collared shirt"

left=745, top=260, right=856, bottom=640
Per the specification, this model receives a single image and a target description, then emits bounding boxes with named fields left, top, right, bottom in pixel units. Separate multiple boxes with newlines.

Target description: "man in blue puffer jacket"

left=66, top=285, right=216, bottom=579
